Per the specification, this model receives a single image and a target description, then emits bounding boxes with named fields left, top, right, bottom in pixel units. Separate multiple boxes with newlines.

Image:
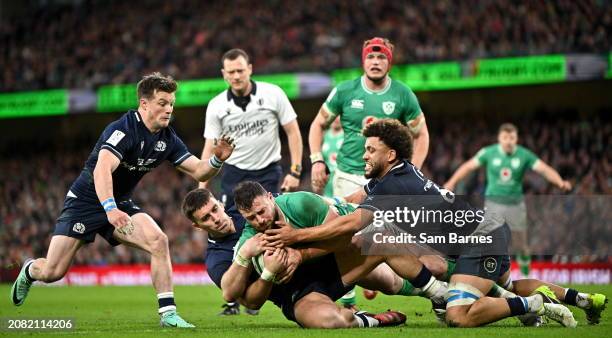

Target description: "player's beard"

left=365, top=160, right=385, bottom=179
left=366, top=73, right=387, bottom=84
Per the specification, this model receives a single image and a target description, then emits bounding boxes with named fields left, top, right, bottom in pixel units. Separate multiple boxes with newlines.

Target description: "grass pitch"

left=1, top=284, right=610, bottom=337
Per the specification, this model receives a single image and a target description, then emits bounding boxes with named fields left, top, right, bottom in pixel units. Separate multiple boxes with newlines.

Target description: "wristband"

left=209, top=154, right=224, bottom=169
left=309, top=152, right=324, bottom=164
left=289, top=171, right=302, bottom=179
left=260, top=268, right=277, bottom=283
left=234, top=252, right=251, bottom=268
left=102, top=198, right=117, bottom=212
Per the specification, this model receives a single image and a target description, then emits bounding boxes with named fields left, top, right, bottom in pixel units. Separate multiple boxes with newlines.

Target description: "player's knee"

left=445, top=307, right=473, bottom=327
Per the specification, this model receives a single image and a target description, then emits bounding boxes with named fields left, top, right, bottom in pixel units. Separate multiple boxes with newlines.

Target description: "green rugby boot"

left=584, top=293, right=607, bottom=325
left=160, top=310, right=195, bottom=328
left=10, top=259, right=34, bottom=306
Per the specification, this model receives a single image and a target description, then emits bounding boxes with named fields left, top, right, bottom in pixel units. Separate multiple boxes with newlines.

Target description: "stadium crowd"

left=1, top=115, right=609, bottom=268
left=2, top=0, right=611, bottom=92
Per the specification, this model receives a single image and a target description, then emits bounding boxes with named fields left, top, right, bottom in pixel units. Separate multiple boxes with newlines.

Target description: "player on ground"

left=225, top=182, right=452, bottom=328
left=200, top=48, right=303, bottom=313
left=181, top=189, right=259, bottom=315
left=10, top=73, right=235, bottom=328
left=309, top=37, right=429, bottom=308
left=264, top=119, right=577, bottom=328
left=444, top=123, right=572, bottom=277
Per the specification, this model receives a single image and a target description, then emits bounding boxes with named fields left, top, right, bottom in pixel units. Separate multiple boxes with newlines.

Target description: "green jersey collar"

left=497, top=144, right=517, bottom=156
left=360, top=76, right=391, bottom=95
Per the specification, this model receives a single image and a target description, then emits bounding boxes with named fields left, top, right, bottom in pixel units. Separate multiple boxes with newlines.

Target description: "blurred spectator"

left=1, top=0, right=611, bottom=92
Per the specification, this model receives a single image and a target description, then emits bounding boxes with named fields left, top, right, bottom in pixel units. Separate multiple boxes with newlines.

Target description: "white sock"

left=422, top=277, right=447, bottom=299
left=157, top=292, right=176, bottom=314
left=353, top=311, right=380, bottom=328
left=525, top=295, right=544, bottom=313
left=576, top=292, right=591, bottom=309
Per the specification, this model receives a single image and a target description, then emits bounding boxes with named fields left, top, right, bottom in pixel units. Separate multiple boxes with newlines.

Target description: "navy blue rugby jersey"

left=359, top=160, right=484, bottom=234
left=68, top=110, right=192, bottom=204
left=206, top=207, right=246, bottom=252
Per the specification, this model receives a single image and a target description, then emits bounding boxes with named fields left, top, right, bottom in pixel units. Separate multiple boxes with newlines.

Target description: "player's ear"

left=388, top=149, right=397, bottom=163
left=191, top=223, right=203, bottom=231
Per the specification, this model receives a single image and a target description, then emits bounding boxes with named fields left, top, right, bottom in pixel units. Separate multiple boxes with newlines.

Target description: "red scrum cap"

left=362, top=37, right=393, bottom=66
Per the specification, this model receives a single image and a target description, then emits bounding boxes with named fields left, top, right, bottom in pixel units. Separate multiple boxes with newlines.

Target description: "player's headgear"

left=362, top=37, right=393, bottom=66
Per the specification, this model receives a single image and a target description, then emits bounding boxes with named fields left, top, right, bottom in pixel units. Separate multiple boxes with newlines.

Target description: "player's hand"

left=275, top=247, right=302, bottom=284
left=213, top=134, right=235, bottom=162
left=559, top=180, right=572, bottom=191
left=263, top=248, right=288, bottom=274
left=107, top=209, right=134, bottom=236
left=264, top=220, right=299, bottom=247
left=239, top=233, right=266, bottom=259
left=311, top=162, right=329, bottom=192
left=443, top=181, right=455, bottom=191
left=280, top=174, right=300, bottom=192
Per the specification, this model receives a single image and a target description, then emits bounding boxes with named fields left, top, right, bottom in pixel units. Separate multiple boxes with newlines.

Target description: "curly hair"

left=362, top=119, right=413, bottom=161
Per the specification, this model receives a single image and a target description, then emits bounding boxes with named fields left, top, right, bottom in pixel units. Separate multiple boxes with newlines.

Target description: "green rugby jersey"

left=324, top=76, right=422, bottom=174
left=322, top=129, right=344, bottom=197
left=235, top=192, right=355, bottom=253
left=474, top=144, right=539, bottom=204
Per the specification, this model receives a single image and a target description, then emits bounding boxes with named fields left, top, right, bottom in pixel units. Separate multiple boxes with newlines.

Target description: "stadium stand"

left=1, top=0, right=611, bottom=92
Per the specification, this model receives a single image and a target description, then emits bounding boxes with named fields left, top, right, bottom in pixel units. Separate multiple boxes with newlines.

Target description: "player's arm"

left=408, top=113, right=429, bottom=169
left=198, top=138, right=215, bottom=189
left=344, top=187, right=367, bottom=204
left=266, top=208, right=372, bottom=247
left=444, top=158, right=481, bottom=191
left=93, top=149, right=132, bottom=230
left=178, top=135, right=235, bottom=182
left=532, top=160, right=572, bottom=191
left=241, top=248, right=287, bottom=310
left=221, top=233, right=265, bottom=302
left=280, top=119, right=303, bottom=192
left=309, top=105, right=336, bottom=191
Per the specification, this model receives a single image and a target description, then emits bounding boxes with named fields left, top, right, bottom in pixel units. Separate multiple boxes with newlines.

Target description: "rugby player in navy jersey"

left=10, top=73, right=235, bottom=328
left=264, top=119, right=577, bottom=328
left=181, top=188, right=259, bottom=315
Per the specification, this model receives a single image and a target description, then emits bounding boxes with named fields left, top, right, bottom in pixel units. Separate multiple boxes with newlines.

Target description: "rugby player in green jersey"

left=444, top=123, right=572, bottom=277
left=309, top=37, right=429, bottom=307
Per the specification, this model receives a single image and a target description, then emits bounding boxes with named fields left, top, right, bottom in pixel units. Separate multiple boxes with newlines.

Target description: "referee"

left=199, top=49, right=303, bottom=315
left=200, top=49, right=303, bottom=208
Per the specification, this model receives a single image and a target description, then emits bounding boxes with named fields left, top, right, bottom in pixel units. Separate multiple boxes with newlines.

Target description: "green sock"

left=441, top=259, right=456, bottom=282
left=488, top=283, right=516, bottom=298
left=339, top=289, right=356, bottom=306
left=397, top=279, right=422, bottom=296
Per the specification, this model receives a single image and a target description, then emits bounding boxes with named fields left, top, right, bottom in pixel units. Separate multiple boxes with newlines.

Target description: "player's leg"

left=111, top=212, right=194, bottom=328
left=445, top=256, right=576, bottom=328
left=508, top=277, right=607, bottom=324
left=10, top=235, right=82, bottom=306
left=293, top=292, right=405, bottom=328
left=335, top=245, right=447, bottom=303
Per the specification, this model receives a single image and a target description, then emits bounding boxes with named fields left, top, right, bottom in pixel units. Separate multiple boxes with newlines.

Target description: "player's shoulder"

left=516, top=144, right=537, bottom=157
left=254, top=81, right=287, bottom=97
left=207, top=90, right=230, bottom=109
left=105, top=110, right=138, bottom=133
left=334, top=77, right=361, bottom=93
left=389, top=77, right=414, bottom=93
